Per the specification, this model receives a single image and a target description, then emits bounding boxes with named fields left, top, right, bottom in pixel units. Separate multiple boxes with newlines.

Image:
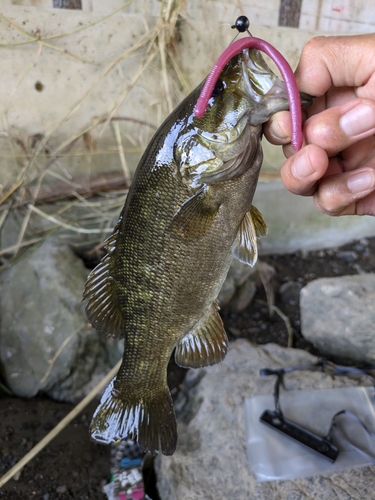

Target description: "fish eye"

left=212, top=79, right=225, bottom=97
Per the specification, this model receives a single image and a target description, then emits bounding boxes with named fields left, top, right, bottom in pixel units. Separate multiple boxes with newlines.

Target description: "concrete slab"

left=254, top=181, right=375, bottom=254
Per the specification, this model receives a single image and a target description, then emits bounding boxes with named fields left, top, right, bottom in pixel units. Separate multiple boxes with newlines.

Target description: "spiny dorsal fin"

left=175, top=302, right=228, bottom=368
left=168, top=186, right=220, bottom=240
left=83, top=225, right=125, bottom=338
left=231, top=206, right=267, bottom=267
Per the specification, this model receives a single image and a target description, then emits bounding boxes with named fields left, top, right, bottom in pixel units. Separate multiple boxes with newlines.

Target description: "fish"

left=83, top=46, right=311, bottom=456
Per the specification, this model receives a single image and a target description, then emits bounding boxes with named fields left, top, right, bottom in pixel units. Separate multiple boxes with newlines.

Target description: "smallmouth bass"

left=83, top=47, right=310, bottom=455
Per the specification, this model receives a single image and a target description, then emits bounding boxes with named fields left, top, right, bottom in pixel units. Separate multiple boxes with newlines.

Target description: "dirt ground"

left=1, top=236, right=375, bottom=499
left=0, top=399, right=108, bottom=499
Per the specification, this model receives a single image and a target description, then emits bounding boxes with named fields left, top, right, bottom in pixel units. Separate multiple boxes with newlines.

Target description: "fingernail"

left=347, top=171, right=375, bottom=193
left=291, top=150, right=314, bottom=179
left=272, top=118, right=289, bottom=140
left=340, top=104, right=375, bottom=136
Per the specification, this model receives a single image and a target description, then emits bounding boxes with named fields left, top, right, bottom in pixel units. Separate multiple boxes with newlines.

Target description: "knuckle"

left=314, top=188, right=341, bottom=215
left=300, top=36, right=327, bottom=61
left=306, top=119, right=333, bottom=144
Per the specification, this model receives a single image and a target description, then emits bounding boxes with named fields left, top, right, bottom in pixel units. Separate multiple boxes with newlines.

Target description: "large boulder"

left=0, top=237, right=122, bottom=402
left=156, top=340, right=375, bottom=499
left=300, top=274, right=375, bottom=365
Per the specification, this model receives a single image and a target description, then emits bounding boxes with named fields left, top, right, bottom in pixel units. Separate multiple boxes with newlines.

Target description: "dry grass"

left=0, top=1, right=192, bottom=477
left=0, top=0, right=188, bottom=270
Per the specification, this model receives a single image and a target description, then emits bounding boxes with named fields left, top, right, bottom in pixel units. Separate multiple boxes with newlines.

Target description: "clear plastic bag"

left=245, top=386, right=375, bottom=481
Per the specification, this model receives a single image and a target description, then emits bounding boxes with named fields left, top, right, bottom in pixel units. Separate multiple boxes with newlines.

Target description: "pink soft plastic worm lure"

left=194, top=37, right=303, bottom=151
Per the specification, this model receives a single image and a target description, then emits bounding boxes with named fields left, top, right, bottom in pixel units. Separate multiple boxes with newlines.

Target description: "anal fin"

left=175, top=302, right=228, bottom=368
left=232, top=205, right=268, bottom=267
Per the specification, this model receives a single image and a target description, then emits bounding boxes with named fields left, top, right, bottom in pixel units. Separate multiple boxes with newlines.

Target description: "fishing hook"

left=231, top=15, right=252, bottom=42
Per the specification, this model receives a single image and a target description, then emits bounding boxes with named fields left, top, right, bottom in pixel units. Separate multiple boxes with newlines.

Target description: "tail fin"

left=90, top=379, right=177, bottom=456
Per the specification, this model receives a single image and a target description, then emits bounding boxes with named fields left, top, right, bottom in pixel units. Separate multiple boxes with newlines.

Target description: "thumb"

left=263, top=111, right=292, bottom=145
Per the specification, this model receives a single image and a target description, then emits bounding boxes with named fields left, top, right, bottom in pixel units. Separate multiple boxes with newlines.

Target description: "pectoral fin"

left=168, top=186, right=220, bottom=240
left=175, top=302, right=228, bottom=368
left=250, top=205, right=268, bottom=238
left=232, top=205, right=268, bottom=267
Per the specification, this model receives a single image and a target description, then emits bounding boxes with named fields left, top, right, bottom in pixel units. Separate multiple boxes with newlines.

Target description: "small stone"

left=228, top=327, right=241, bottom=338
left=336, top=250, right=358, bottom=262
left=248, top=327, right=260, bottom=334
left=13, top=470, right=21, bottom=481
left=353, top=243, right=365, bottom=252
left=352, top=263, right=367, bottom=275
left=56, top=485, right=67, bottom=494
left=279, top=281, right=302, bottom=305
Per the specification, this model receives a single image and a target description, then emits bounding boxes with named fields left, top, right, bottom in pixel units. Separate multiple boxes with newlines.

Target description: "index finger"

left=295, top=34, right=375, bottom=97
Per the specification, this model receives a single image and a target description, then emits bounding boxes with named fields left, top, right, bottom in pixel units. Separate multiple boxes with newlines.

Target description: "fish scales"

left=83, top=48, right=311, bottom=455
left=113, top=96, right=245, bottom=372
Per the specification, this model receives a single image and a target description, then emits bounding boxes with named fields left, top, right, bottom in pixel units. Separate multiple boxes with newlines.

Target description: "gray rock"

left=156, top=340, right=375, bottom=499
left=218, top=259, right=258, bottom=308
left=300, top=275, right=375, bottom=365
left=0, top=237, right=122, bottom=402
left=279, top=281, right=302, bottom=306
left=228, top=277, right=257, bottom=313
left=219, top=260, right=275, bottom=313
left=336, top=250, right=359, bottom=262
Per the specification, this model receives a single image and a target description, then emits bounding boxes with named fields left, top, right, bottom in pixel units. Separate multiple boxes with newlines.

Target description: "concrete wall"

left=5, top=0, right=375, bottom=32
left=1, top=1, right=375, bottom=254
left=0, top=2, right=347, bottom=190
left=1, top=1, right=373, bottom=189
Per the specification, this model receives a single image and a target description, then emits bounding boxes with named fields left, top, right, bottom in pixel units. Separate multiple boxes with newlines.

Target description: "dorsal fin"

left=175, top=302, right=228, bottom=368
left=231, top=205, right=267, bottom=267
left=83, top=221, right=126, bottom=338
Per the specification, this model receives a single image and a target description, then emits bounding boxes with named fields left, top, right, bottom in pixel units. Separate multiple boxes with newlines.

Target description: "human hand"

left=264, top=34, right=375, bottom=216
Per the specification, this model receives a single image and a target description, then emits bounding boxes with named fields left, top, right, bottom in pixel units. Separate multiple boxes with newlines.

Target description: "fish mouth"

left=241, top=48, right=313, bottom=117
left=241, top=48, right=282, bottom=101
